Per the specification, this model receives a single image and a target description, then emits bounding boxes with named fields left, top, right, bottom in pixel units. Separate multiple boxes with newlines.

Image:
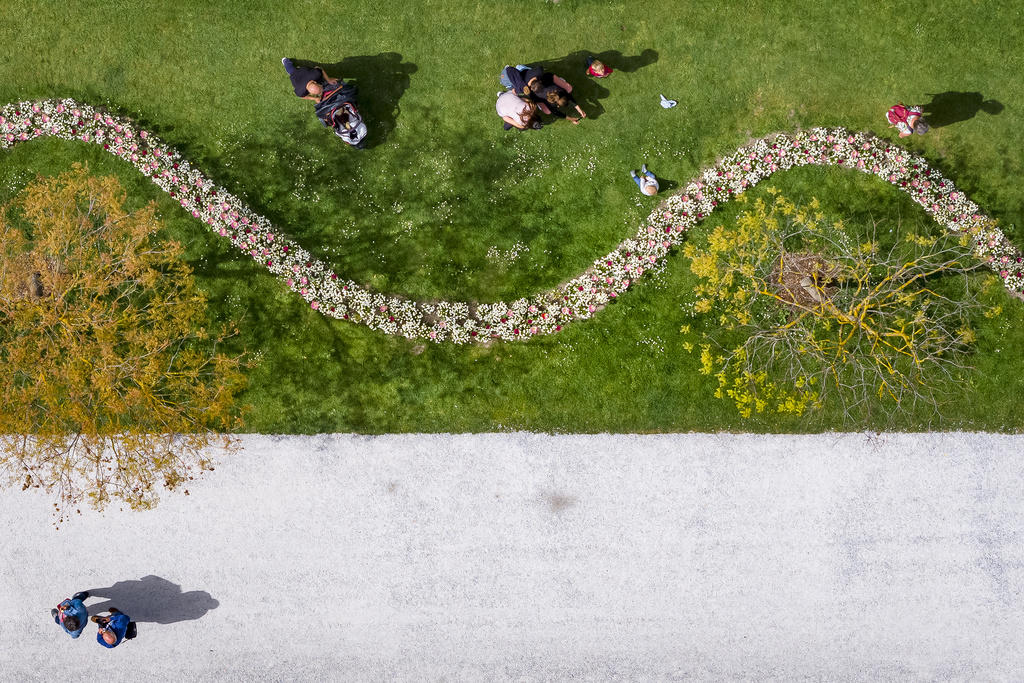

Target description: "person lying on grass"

left=282, top=57, right=339, bottom=102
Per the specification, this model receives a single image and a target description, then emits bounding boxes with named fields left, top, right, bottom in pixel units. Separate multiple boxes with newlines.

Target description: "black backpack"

left=125, top=621, right=138, bottom=640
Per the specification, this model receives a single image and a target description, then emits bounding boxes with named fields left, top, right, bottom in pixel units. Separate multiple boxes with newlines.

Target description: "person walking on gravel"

left=51, top=591, right=90, bottom=638
left=92, top=607, right=133, bottom=648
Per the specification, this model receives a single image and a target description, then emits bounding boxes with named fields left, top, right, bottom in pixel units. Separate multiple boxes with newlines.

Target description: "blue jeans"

left=499, top=64, right=529, bottom=90
left=633, top=172, right=656, bottom=190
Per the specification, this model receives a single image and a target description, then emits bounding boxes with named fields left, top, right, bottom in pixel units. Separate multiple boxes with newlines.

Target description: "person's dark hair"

left=63, top=615, right=80, bottom=632
left=542, top=86, right=569, bottom=108
left=913, top=119, right=930, bottom=135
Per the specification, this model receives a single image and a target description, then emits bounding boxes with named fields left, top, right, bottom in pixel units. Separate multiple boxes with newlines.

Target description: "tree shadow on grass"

left=922, top=91, right=1004, bottom=128
left=291, top=53, right=418, bottom=149
left=535, top=49, right=658, bottom=120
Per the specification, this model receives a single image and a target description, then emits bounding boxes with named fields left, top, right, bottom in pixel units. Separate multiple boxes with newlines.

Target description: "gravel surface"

left=2, top=432, right=1023, bottom=680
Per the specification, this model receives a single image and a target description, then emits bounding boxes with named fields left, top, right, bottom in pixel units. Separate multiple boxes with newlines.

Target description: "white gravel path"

left=2, top=432, right=1024, bottom=681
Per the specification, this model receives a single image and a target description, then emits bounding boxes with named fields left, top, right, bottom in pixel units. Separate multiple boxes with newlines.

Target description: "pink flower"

left=311, top=301, right=320, bottom=310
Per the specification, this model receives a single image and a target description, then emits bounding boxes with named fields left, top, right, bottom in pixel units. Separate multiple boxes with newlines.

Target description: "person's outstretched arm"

left=319, top=67, right=339, bottom=84
left=502, top=115, right=527, bottom=129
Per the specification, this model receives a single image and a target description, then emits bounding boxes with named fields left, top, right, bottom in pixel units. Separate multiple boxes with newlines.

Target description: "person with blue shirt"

left=51, top=591, right=90, bottom=638
left=91, top=607, right=132, bottom=648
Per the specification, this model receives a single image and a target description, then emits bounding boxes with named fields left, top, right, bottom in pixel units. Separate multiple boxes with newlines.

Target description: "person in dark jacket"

left=499, top=64, right=587, bottom=124
left=51, top=591, right=90, bottom=638
left=537, top=85, right=586, bottom=124
left=500, top=64, right=544, bottom=97
left=92, top=608, right=132, bottom=648
left=282, top=58, right=339, bottom=102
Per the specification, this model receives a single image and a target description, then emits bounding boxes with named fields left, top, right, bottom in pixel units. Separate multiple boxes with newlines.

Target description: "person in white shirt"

left=630, top=163, right=659, bottom=196
left=496, top=91, right=539, bottom=130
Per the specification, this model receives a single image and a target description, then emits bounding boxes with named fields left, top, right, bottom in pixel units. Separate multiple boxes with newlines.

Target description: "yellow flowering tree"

left=683, top=190, right=988, bottom=420
left=0, top=166, right=247, bottom=518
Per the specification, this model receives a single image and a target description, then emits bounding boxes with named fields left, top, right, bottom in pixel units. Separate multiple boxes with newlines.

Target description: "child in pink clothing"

left=585, top=56, right=613, bottom=78
left=886, top=103, right=929, bottom=137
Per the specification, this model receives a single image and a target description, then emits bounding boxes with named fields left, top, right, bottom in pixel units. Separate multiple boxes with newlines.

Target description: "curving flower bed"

left=2, top=98, right=1021, bottom=344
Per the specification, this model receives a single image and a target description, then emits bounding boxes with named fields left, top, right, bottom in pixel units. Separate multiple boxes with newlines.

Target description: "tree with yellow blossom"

left=0, top=165, right=247, bottom=519
left=682, top=190, right=991, bottom=421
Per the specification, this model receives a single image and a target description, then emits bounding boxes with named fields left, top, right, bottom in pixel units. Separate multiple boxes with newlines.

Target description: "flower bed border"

left=2, top=98, right=1021, bottom=344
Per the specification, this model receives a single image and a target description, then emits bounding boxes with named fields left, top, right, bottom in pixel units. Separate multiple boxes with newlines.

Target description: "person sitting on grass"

left=630, top=163, right=660, bottom=196
left=585, top=56, right=613, bottom=78
left=500, top=64, right=545, bottom=97
left=538, top=85, right=586, bottom=125
left=496, top=90, right=541, bottom=131
left=282, top=57, right=339, bottom=102
left=500, top=64, right=587, bottom=123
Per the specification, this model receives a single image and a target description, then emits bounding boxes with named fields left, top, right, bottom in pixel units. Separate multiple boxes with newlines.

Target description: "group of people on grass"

left=496, top=61, right=591, bottom=129
left=52, top=590, right=135, bottom=648
left=280, top=54, right=661, bottom=196
left=494, top=56, right=659, bottom=195
left=280, top=54, right=933, bottom=198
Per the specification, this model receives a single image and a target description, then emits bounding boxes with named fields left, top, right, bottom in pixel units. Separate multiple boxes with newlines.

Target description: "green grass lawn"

left=2, top=0, right=1023, bottom=432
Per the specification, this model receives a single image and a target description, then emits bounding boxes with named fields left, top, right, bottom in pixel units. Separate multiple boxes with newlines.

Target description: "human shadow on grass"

left=87, top=575, right=218, bottom=624
left=535, top=49, right=658, bottom=120
left=922, top=92, right=1003, bottom=128
left=291, top=53, right=417, bottom=149
left=654, top=174, right=679, bottom=193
